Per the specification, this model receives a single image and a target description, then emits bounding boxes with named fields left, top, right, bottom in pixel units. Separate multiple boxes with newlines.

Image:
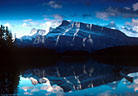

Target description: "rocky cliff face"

left=15, top=20, right=138, bottom=52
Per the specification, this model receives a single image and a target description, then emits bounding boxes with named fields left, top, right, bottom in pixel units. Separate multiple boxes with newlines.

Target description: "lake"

left=0, top=56, right=138, bottom=96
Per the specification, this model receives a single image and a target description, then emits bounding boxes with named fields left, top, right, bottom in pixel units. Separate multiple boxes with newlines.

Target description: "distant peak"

left=60, top=20, right=71, bottom=26
left=30, top=28, right=37, bottom=35
left=29, top=28, right=47, bottom=36
left=37, top=29, right=47, bottom=36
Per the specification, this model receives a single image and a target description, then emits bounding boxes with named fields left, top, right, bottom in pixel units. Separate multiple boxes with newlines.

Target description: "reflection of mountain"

left=1, top=48, right=138, bottom=94
left=15, top=20, right=138, bottom=52
left=21, top=58, right=138, bottom=92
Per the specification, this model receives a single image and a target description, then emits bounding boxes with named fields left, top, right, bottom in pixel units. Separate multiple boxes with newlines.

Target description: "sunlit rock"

left=40, top=77, right=64, bottom=95
left=123, top=72, right=138, bottom=92
left=15, top=20, right=138, bottom=52
left=30, top=77, right=38, bottom=85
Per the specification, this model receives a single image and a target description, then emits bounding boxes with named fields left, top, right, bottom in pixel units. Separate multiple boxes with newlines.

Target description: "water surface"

left=0, top=57, right=138, bottom=96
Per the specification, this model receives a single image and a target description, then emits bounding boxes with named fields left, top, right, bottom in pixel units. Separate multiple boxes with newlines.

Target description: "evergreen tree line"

left=0, top=25, right=14, bottom=48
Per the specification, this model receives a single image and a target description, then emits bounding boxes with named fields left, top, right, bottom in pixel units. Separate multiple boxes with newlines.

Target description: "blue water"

left=15, top=59, right=138, bottom=96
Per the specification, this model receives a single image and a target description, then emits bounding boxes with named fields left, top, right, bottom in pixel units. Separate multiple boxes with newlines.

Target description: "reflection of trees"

left=0, top=71, right=19, bottom=94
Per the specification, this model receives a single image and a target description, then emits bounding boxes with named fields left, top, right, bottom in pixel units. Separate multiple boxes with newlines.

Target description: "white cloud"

left=44, top=14, right=63, bottom=28
left=133, top=26, right=138, bottom=32
left=48, top=1, right=62, bottom=9
left=22, top=21, right=38, bottom=28
left=132, top=19, right=138, bottom=25
left=124, top=7, right=131, bottom=10
left=33, top=14, right=63, bottom=35
left=23, top=19, right=32, bottom=22
left=14, top=14, right=63, bottom=38
left=39, top=15, right=63, bottom=35
left=96, top=12, right=109, bottom=20
left=40, top=20, right=61, bottom=34
left=22, top=19, right=39, bottom=28
left=53, top=14, right=63, bottom=20
left=44, top=14, right=63, bottom=22
left=96, top=7, right=138, bottom=20
left=133, top=2, right=138, bottom=11
left=96, top=7, right=117, bottom=20
left=121, top=19, right=138, bottom=37
left=22, top=19, right=38, bottom=28
left=22, top=23, right=28, bottom=27
left=106, top=21, right=118, bottom=29
left=29, top=21, right=38, bottom=26
left=126, top=19, right=138, bottom=26
left=22, top=23, right=31, bottom=27
left=4, top=23, right=12, bottom=29
left=39, top=22, right=52, bottom=34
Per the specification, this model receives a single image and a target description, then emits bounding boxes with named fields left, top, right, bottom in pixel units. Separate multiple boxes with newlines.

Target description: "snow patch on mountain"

left=120, top=19, right=138, bottom=37
left=15, top=20, right=138, bottom=52
left=105, top=21, right=118, bottom=30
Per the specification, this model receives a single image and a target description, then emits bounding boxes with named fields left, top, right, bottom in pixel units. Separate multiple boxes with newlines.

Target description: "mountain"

left=105, top=21, right=118, bottom=30
left=15, top=28, right=47, bottom=47
left=15, top=20, right=138, bottom=52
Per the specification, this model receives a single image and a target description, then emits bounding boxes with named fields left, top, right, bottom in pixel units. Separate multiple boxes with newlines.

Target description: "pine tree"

left=0, top=25, right=14, bottom=48
left=5, top=27, right=14, bottom=48
left=0, top=25, right=6, bottom=48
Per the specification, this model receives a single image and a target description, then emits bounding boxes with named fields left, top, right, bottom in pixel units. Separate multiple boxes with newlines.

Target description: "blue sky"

left=0, top=0, right=138, bottom=37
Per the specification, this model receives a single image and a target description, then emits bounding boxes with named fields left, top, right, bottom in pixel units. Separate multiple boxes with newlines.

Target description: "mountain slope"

left=15, top=20, right=138, bottom=52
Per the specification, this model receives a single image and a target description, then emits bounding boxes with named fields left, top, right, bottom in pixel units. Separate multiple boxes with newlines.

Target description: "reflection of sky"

left=17, top=75, right=64, bottom=96
left=17, top=72, right=138, bottom=96
left=0, top=0, right=138, bottom=37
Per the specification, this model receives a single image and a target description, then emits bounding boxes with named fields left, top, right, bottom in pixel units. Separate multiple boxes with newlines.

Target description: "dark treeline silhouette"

left=91, top=45, right=138, bottom=66
left=0, top=25, right=14, bottom=48
left=0, top=24, right=138, bottom=67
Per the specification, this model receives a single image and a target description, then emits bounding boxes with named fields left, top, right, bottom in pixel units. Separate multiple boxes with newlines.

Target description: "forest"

left=0, top=25, right=14, bottom=48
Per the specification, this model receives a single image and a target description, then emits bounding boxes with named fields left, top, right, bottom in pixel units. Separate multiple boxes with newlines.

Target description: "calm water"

left=0, top=58, right=138, bottom=96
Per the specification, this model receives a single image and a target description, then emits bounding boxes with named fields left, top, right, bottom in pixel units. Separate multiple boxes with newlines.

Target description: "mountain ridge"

left=15, top=20, right=138, bottom=53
